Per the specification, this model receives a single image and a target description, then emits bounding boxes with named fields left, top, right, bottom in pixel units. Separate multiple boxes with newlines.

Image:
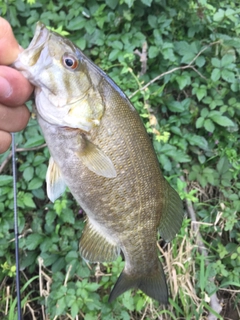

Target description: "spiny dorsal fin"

left=158, top=179, right=184, bottom=242
left=76, top=137, right=117, bottom=178
left=46, top=156, right=66, bottom=202
left=79, top=218, right=120, bottom=263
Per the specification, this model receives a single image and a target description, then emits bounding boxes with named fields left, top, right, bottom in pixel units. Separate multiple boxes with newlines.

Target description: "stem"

left=129, top=40, right=221, bottom=98
left=180, top=176, right=222, bottom=320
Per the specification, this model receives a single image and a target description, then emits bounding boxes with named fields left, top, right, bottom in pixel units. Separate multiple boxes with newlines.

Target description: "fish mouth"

left=27, top=21, right=50, bottom=52
left=11, top=22, right=50, bottom=71
left=17, top=21, right=51, bottom=68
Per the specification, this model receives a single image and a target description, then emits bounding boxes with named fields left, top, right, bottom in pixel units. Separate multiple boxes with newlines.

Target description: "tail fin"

left=108, top=261, right=168, bottom=304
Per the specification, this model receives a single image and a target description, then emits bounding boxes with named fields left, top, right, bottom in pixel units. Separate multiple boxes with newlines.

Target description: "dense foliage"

left=0, top=0, right=239, bottom=319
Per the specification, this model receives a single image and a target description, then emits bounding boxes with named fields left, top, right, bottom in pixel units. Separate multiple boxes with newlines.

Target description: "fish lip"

left=27, top=21, right=50, bottom=51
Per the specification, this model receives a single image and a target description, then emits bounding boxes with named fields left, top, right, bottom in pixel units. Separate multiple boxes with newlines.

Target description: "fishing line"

left=6, top=0, right=22, bottom=316
left=11, top=133, right=22, bottom=320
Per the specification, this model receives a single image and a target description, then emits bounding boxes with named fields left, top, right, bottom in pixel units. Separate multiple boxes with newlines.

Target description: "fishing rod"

left=11, top=133, right=22, bottom=320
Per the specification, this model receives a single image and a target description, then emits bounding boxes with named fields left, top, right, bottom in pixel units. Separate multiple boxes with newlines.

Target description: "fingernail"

left=0, top=76, right=13, bottom=98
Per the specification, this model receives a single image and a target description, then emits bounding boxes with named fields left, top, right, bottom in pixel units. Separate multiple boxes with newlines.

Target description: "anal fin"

left=46, top=156, right=66, bottom=202
left=79, top=218, right=120, bottom=263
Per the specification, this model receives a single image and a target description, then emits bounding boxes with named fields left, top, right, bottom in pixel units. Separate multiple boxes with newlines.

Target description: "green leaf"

left=32, top=155, right=46, bottom=166
left=221, top=54, right=234, bottom=67
left=210, top=115, right=235, bottom=127
left=211, top=68, right=221, bottom=82
left=23, top=193, right=36, bottom=208
left=198, top=175, right=207, bottom=188
left=56, top=297, right=66, bottom=315
left=124, top=0, right=134, bottom=8
left=23, top=135, right=45, bottom=148
left=213, top=9, right=225, bottom=22
left=46, top=210, right=56, bottom=226
left=40, top=237, right=53, bottom=252
left=86, top=282, right=101, bottom=292
left=221, top=69, right=235, bottom=83
left=52, top=257, right=65, bottom=273
left=196, top=87, right=206, bottom=101
left=122, top=291, right=135, bottom=310
left=167, top=101, right=185, bottom=112
left=71, top=301, right=79, bottom=318
left=181, top=51, right=196, bottom=64
left=192, top=85, right=207, bottom=101
left=141, top=0, right=152, bottom=6
left=109, top=49, right=120, bottom=61
left=217, top=157, right=230, bottom=174
left=201, top=107, right=209, bottom=118
left=207, top=174, right=215, bottom=185
left=28, top=177, right=43, bottom=190
left=225, top=8, right=236, bottom=18
left=153, top=29, right=163, bottom=46
left=25, top=234, right=44, bottom=250
left=20, top=251, right=38, bottom=269
left=23, top=167, right=34, bottom=182
left=148, top=45, right=159, bottom=58
left=65, top=251, right=78, bottom=263
left=75, top=38, right=86, bottom=50
left=148, top=15, right=158, bottom=28
left=175, top=74, right=190, bottom=90
left=186, top=134, right=208, bottom=150
left=196, top=117, right=204, bottom=128
left=41, top=252, right=60, bottom=267
left=61, top=210, right=75, bottom=224
left=211, top=58, right=221, bottom=68
left=170, top=126, right=182, bottom=135
left=0, top=175, right=13, bottom=186
left=198, top=155, right=206, bottom=164
left=106, top=0, right=118, bottom=9
left=67, top=17, right=86, bottom=31
left=204, top=119, right=215, bottom=132
left=196, top=56, right=205, bottom=67
left=175, top=41, right=199, bottom=63
left=111, top=40, right=123, bottom=50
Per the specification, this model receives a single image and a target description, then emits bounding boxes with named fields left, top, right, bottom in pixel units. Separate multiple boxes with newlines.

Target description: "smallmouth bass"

left=13, top=22, right=184, bottom=303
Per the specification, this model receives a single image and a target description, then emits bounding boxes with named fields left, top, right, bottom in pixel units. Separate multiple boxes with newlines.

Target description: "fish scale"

left=12, top=22, right=184, bottom=303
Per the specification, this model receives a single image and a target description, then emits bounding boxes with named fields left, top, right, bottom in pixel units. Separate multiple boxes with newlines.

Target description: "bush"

left=0, top=0, right=239, bottom=319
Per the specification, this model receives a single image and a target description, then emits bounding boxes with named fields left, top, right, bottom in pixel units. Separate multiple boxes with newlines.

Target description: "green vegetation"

left=0, top=0, right=239, bottom=319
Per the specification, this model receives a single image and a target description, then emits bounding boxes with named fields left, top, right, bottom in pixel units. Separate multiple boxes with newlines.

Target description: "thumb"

left=0, top=17, right=21, bottom=65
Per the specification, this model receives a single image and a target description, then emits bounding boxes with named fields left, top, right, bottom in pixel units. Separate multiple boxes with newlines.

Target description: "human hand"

left=0, top=17, right=33, bottom=154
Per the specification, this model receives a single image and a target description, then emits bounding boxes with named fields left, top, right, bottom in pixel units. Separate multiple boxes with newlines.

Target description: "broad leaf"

left=204, top=119, right=215, bottom=132
left=210, top=115, right=235, bottom=127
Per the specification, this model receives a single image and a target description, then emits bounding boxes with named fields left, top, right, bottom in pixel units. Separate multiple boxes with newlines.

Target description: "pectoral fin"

left=77, top=137, right=117, bottom=178
left=79, top=218, right=120, bottom=262
left=46, top=157, right=66, bottom=202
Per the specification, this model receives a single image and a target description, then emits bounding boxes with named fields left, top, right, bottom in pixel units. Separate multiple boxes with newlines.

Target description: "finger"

left=0, top=130, right=12, bottom=154
left=0, top=103, right=30, bottom=132
left=0, top=17, right=20, bottom=65
left=0, top=66, right=33, bottom=107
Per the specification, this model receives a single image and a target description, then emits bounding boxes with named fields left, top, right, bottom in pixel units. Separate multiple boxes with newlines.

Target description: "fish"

left=12, top=22, right=184, bottom=304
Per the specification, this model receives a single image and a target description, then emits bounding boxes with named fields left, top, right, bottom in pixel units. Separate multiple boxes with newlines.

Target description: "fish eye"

left=62, top=54, right=79, bottom=70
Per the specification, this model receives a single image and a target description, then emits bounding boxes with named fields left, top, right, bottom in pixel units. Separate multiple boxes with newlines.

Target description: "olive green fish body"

left=13, top=22, right=184, bottom=303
